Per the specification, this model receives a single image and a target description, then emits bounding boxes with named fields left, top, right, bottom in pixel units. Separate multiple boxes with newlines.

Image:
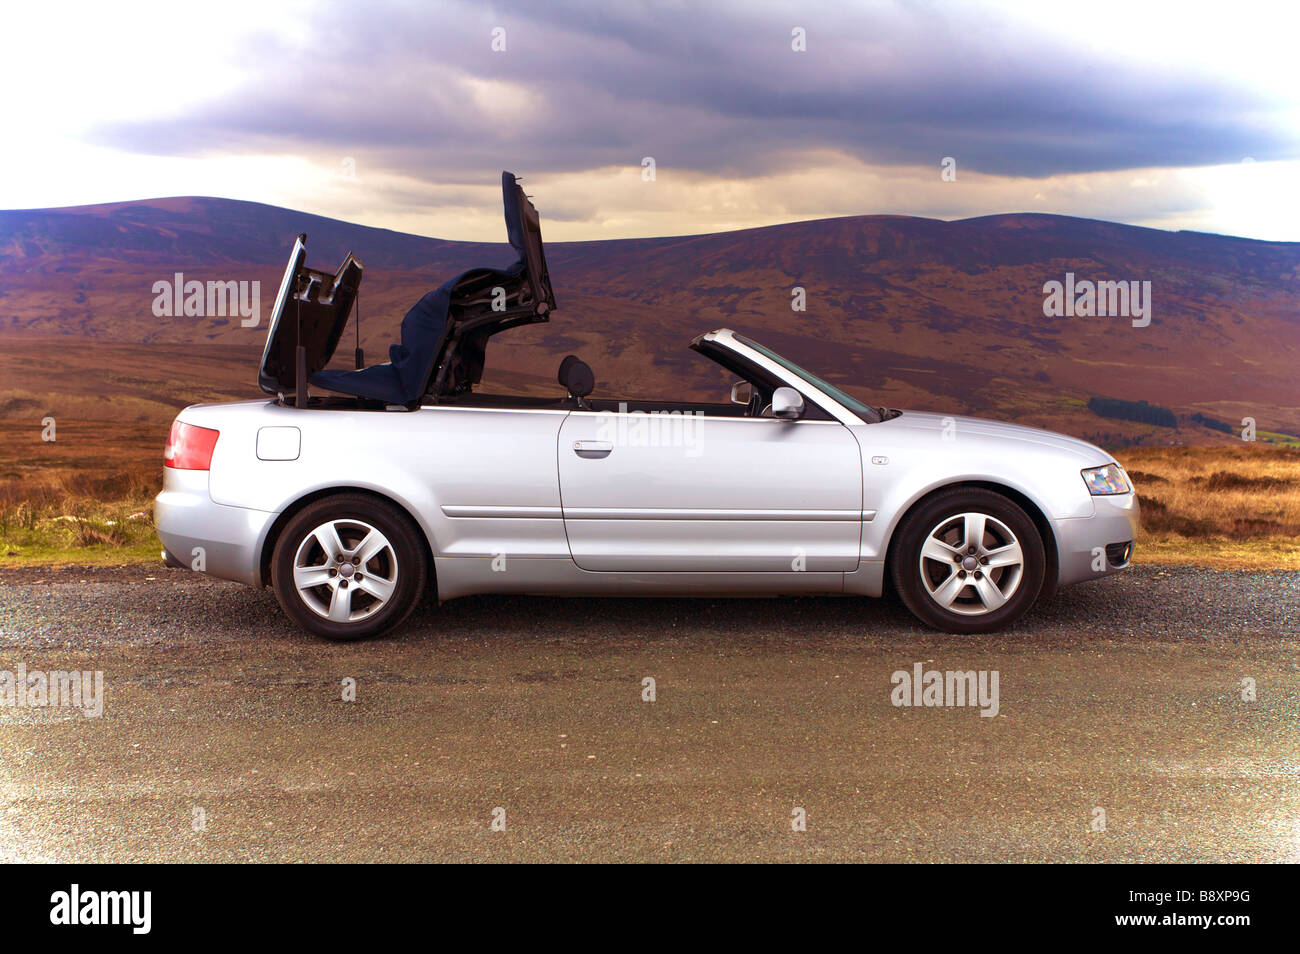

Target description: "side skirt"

left=433, top=556, right=855, bottom=601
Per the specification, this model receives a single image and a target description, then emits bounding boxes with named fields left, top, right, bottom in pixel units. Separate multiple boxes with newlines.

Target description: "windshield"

left=735, top=334, right=881, bottom=423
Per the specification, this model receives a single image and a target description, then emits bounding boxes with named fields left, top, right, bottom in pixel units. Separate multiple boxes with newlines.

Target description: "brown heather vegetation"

left=1117, top=444, right=1300, bottom=569
left=0, top=466, right=160, bottom=562
left=0, top=418, right=163, bottom=564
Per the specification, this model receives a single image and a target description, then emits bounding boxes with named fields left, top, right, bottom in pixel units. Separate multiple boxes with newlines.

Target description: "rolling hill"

left=1, top=196, right=1297, bottom=447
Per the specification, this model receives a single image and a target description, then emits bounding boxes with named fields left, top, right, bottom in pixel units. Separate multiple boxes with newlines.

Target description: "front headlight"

left=1081, top=463, right=1130, bottom=495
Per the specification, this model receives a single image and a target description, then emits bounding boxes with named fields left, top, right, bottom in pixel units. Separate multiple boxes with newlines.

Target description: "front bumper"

left=1052, top=491, right=1140, bottom=587
left=154, top=468, right=277, bottom=588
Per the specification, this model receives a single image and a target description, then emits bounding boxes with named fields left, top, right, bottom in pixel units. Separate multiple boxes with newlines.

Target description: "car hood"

left=879, top=410, right=1113, bottom=465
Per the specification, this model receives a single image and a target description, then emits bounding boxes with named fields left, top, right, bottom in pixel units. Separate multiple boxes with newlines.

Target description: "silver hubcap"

left=293, top=519, right=398, bottom=623
left=919, top=511, right=1024, bottom=616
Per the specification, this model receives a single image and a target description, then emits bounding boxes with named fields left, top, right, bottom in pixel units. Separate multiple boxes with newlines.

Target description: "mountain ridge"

left=1, top=195, right=1296, bottom=446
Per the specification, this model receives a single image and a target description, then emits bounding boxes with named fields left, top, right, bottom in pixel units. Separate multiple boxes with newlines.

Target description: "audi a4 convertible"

left=155, top=171, right=1139, bottom=640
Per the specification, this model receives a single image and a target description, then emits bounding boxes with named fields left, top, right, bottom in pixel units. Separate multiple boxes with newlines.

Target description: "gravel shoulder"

left=0, top=565, right=1296, bottom=862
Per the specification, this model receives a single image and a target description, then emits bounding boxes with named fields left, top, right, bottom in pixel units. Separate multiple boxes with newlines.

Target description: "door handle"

left=573, top=440, right=613, bottom=459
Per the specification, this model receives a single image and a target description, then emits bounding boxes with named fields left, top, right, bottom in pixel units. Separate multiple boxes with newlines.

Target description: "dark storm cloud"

left=90, top=0, right=1297, bottom=180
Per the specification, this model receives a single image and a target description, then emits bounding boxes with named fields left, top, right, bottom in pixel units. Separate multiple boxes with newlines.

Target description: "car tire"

left=891, top=488, right=1045, bottom=634
left=271, top=493, right=428, bottom=641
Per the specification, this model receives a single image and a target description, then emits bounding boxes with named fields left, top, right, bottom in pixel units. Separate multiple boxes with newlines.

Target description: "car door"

left=557, top=410, right=863, bottom=572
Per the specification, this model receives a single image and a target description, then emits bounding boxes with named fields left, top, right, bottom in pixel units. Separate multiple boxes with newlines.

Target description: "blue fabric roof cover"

left=311, top=172, right=531, bottom=406
left=309, top=265, right=517, bottom=406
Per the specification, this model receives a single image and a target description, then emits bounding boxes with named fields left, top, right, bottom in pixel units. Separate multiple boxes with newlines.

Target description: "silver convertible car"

left=156, top=172, right=1139, bottom=640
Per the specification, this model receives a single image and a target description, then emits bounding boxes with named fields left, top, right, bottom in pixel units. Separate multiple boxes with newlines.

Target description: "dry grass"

left=0, top=408, right=168, bottom=566
left=1117, top=444, right=1300, bottom=569
left=0, top=463, right=161, bottom=566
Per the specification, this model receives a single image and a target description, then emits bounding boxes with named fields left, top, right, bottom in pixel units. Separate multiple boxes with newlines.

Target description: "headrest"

left=558, top=354, right=594, bottom=398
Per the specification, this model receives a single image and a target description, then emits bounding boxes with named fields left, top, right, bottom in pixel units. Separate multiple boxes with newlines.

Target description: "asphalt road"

left=0, top=564, right=1297, bottom=862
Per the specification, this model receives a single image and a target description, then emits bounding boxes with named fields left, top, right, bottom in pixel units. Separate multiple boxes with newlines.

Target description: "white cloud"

left=1, top=0, right=1297, bottom=241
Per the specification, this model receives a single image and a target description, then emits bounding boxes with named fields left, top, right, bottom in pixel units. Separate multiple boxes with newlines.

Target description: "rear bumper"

left=1052, top=491, right=1141, bottom=587
left=154, top=469, right=277, bottom=588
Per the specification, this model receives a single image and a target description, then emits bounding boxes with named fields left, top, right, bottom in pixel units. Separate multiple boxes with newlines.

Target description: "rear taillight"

left=165, top=420, right=220, bottom=470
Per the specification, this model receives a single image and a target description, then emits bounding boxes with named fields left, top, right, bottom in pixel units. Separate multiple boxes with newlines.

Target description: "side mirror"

left=771, top=387, right=805, bottom=420
left=730, top=380, right=753, bottom=406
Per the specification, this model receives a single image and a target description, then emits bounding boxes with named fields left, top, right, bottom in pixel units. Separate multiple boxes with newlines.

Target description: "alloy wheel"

left=292, top=519, right=399, bottom=622
left=918, top=511, right=1025, bottom=616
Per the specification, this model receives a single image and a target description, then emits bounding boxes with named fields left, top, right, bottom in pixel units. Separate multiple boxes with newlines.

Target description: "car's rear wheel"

left=891, top=488, right=1045, bottom=634
left=271, top=494, right=428, bottom=641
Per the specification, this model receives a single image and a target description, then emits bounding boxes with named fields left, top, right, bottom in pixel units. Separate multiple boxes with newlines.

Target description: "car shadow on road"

left=385, top=580, right=1129, bottom=647
left=228, top=568, right=1214, bottom=647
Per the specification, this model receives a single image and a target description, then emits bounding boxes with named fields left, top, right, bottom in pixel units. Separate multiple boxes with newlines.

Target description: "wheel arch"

left=258, top=486, right=436, bottom=589
left=882, top=479, right=1060, bottom=598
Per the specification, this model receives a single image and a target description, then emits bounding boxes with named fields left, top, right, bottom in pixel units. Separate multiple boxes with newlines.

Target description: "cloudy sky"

left=4, top=0, right=1298, bottom=241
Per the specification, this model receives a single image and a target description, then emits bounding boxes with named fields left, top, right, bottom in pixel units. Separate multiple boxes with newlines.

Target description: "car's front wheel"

left=891, top=488, right=1045, bottom=634
left=271, top=494, right=428, bottom=641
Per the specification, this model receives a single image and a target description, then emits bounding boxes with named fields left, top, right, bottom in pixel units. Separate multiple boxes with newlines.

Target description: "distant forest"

left=1189, top=412, right=1234, bottom=434
left=1087, top=396, right=1177, bottom=428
